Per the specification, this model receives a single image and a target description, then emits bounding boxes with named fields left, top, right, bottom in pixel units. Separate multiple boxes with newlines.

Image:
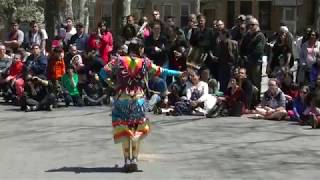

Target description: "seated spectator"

left=207, top=78, right=246, bottom=118
left=2, top=54, right=24, bottom=102
left=235, top=67, right=256, bottom=109
left=24, top=44, right=48, bottom=77
left=199, top=67, right=221, bottom=95
left=82, top=73, right=106, bottom=106
left=146, top=76, right=169, bottom=114
left=169, top=69, right=216, bottom=116
left=0, top=44, right=12, bottom=84
left=47, top=47, right=66, bottom=82
left=276, top=67, right=299, bottom=110
left=288, top=86, right=309, bottom=123
left=24, top=21, right=48, bottom=52
left=167, top=72, right=188, bottom=106
left=251, top=79, right=287, bottom=120
left=64, top=44, right=79, bottom=68
left=4, top=21, right=24, bottom=52
left=21, top=75, right=55, bottom=112
left=61, top=66, right=83, bottom=107
left=70, top=54, right=88, bottom=96
left=303, top=91, right=320, bottom=128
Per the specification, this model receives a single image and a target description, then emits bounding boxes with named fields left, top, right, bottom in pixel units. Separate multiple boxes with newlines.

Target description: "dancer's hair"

left=128, top=37, right=144, bottom=55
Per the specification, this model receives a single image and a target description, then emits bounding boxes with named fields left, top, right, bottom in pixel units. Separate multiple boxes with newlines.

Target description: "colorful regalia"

left=99, top=54, right=181, bottom=172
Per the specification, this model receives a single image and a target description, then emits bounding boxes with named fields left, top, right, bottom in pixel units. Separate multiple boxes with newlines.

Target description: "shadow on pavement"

left=45, top=166, right=143, bottom=173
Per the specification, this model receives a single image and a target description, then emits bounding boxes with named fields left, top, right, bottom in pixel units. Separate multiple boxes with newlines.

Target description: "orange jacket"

left=48, top=58, right=66, bottom=80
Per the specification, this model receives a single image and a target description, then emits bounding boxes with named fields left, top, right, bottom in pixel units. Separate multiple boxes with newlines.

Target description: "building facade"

left=93, top=0, right=315, bottom=35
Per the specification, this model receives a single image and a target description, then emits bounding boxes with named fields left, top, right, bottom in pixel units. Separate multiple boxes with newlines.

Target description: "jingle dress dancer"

left=99, top=38, right=182, bottom=172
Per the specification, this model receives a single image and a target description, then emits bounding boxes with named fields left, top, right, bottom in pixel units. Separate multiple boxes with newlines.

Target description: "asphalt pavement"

left=0, top=103, right=320, bottom=180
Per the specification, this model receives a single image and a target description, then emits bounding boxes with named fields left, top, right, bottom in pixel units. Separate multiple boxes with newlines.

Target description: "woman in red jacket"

left=98, top=21, right=113, bottom=64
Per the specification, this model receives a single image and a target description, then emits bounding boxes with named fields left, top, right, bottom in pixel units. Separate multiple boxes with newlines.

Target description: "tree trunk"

left=78, top=0, right=87, bottom=24
left=44, top=0, right=57, bottom=40
left=65, top=0, right=73, bottom=19
left=123, top=0, right=132, bottom=17
left=196, top=0, right=200, bottom=15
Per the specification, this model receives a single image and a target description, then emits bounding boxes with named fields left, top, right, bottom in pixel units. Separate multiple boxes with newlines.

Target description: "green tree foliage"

left=0, top=0, right=44, bottom=23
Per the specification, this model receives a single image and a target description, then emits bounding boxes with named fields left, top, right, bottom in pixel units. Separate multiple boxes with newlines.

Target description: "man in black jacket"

left=240, top=18, right=266, bottom=95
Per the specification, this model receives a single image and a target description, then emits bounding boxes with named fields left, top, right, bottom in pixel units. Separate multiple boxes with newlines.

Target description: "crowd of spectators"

left=1, top=9, right=320, bottom=129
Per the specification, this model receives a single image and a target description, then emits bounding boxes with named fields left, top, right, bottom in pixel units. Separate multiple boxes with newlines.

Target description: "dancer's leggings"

left=122, top=139, right=141, bottom=159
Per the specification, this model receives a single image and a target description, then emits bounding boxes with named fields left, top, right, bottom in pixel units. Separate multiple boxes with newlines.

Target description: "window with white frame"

left=180, top=4, right=190, bottom=27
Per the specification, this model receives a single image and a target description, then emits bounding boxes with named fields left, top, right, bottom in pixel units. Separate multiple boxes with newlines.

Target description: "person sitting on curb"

left=61, top=66, right=84, bottom=107
left=249, top=79, right=287, bottom=120
left=21, top=74, right=55, bottom=112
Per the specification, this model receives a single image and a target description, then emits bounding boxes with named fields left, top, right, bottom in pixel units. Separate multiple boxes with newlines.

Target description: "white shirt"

left=26, top=29, right=48, bottom=46
left=64, top=27, right=76, bottom=44
left=186, top=81, right=209, bottom=103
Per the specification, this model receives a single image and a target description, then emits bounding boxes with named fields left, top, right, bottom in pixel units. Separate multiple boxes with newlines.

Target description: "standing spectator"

left=189, top=15, right=215, bottom=71
left=124, top=15, right=139, bottom=32
left=121, top=19, right=137, bottom=43
left=4, top=21, right=24, bottom=52
left=145, top=20, right=169, bottom=68
left=151, top=9, right=166, bottom=33
left=68, top=23, right=89, bottom=53
left=97, top=21, right=113, bottom=64
left=216, top=29, right=238, bottom=92
left=298, top=30, right=320, bottom=86
left=268, top=29, right=293, bottom=77
left=183, top=14, right=198, bottom=42
left=164, top=16, right=180, bottom=38
left=169, top=27, right=188, bottom=71
left=240, top=17, right=266, bottom=95
left=63, top=17, right=77, bottom=45
left=24, top=21, right=48, bottom=52
left=137, top=16, right=151, bottom=39
left=88, top=26, right=101, bottom=53
left=230, top=15, right=246, bottom=43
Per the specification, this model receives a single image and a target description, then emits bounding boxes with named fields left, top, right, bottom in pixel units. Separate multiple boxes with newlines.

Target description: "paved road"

left=0, top=103, right=320, bottom=180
